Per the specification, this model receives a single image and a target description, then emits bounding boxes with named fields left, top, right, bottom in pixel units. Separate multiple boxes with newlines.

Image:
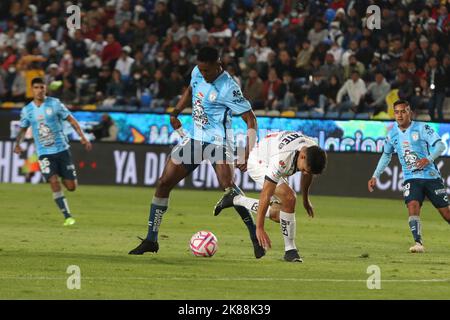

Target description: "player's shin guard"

left=408, top=215, right=423, bottom=244
left=146, top=197, right=169, bottom=241
left=232, top=186, right=258, bottom=242
left=53, top=191, right=71, bottom=219
left=280, top=211, right=297, bottom=251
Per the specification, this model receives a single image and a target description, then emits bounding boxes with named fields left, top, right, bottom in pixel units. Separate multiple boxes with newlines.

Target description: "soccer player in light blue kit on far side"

left=14, top=77, right=92, bottom=226
left=368, top=100, right=450, bottom=253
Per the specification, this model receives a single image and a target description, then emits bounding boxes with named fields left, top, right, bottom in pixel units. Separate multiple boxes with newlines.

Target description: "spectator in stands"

left=101, top=33, right=122, bottom=69
left=324, top=75, right=341, bottom=112
left=391, top=70, right=414, bottom=102
left=274, top=71, right=301, bottom=112
left=149, top=69, right=169, bottom=110
left=307, top=20, right=328, bottom=48
left=244, top=69, right=264, bottom=110
left=296, top=40, right=314, bottom=78
left=336, top=70, right=367, bottom=113
left=320, top=53, right=344, bottom=84
left=104, top=70, right=125, bottom=107
left=302, top=72, right=327, bottom=114
left=363, top=72, right=391, bottom=114
left=262, top=68, right=282, bottom=111
left=426, top=56, right=448, bottom=121
left=115, top=46, right=135, bottom=82
left=343, top=55, right=365, bottom=80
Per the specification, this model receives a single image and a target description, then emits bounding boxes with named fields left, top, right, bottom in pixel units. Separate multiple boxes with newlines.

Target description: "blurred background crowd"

left=0, top=0, right=449, bottom=120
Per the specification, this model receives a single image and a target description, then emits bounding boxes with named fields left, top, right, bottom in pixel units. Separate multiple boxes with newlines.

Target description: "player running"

left=214, top=131, right=327, bottom=262
left=368, top=100, right=449, bottom=253
left=129, top=46, right=265, bottom=258
left=14, top=77, right=92, bottom=226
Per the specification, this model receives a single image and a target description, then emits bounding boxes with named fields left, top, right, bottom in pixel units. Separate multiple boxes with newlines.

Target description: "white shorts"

left=247, top=156, right=288, bottom=189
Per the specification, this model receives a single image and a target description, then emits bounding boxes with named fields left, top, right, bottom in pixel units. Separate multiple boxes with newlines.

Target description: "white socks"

left=233, top=195, right=271, bottom=218
left=280, top=211, right=296, bottom=251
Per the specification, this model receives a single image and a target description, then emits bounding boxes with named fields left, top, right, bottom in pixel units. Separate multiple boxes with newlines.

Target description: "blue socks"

left=146, top=197, right=169, bottom=241
left=53, top=191, right=71, bottom=219
left=408, top=216, right=422, bottom=244
left=232, top=185, right=258, bottom=243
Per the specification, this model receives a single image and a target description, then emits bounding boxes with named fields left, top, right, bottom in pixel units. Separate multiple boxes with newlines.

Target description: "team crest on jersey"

left=45, top=108, right=53, bottom=116
left=279, top=160, right=286, bottom=168
left=411, top=131, right=419, bottom=141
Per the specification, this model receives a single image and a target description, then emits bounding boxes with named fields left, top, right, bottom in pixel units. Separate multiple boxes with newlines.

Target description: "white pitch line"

left=0, top=276, right=450, bottom=283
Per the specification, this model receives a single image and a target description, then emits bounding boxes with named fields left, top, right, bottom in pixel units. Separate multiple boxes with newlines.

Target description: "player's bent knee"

left=407, top=201, right=420, bottom=213
left=156, top=177, right=174, bottom=193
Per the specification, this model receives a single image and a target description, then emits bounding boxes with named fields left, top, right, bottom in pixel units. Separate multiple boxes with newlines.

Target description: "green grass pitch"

left=0, top=183, right=449, bottom=299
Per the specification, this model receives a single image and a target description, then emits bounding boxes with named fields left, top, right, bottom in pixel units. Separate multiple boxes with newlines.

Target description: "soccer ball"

left=189, top=231, right=218, bottom=257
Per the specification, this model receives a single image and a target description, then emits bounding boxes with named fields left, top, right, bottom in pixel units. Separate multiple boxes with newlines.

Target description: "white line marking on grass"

left=1, top=276, right=450, bottom=283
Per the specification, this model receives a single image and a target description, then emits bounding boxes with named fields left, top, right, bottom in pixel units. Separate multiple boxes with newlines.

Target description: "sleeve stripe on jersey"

left=431, top=139, right=441, bottom=147
left=234, top=109, right=251, bottom=116
left=264, top=175, right=277, bottom=184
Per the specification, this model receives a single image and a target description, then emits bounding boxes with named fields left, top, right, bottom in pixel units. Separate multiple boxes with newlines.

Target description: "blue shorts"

left=38, top=150, right=77, bottom=182
left=402, top=178, right=449, bottom=208
left=170, top=138, right=234, bottom=174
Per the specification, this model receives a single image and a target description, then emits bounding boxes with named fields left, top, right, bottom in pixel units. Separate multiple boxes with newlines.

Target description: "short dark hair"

left=197, top=46, right=219, bottom=63
left=31, top=77, right=44, bottom=86
left=306, top=146, right=327, bottom=175
left=393, top=99, right=410, bottom=108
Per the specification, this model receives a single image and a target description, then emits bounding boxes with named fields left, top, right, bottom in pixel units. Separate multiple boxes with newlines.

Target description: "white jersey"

left=248, top=131, right=317, bottom=184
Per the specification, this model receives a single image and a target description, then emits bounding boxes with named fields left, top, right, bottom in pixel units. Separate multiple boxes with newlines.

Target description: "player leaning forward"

left=368, top=100, right=450, bottom=253
left=14, top=77, right=92, bottom=226
left=215, top=131, right=327, bottom=262
left=129, top=46, right=265, bottom=258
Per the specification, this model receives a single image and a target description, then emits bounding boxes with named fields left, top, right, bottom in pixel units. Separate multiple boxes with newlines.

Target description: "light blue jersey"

left=189, top=66, right=251, bottom=146
left=383, top=121, right=443, bottom=180
left=20, top=97, right=71, bottom=157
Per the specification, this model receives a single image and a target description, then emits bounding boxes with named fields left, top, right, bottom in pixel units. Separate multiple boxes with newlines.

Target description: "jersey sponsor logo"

left=278, top=132, right=302, bottom=149
left=435, top=188, right=447, bottom=195
left=403, top=149, right=418, bottom=170
left=193, top=92, right=209, bottom=128
left=38, top=122, right=55, bottom=147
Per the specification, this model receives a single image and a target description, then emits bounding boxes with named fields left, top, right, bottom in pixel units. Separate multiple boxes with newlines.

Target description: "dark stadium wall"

left=1, top=140, right=449, bottom=200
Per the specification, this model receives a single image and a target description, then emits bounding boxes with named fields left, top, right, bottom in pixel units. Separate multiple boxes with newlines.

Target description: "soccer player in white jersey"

left=215, top=131, right=327, bottom=262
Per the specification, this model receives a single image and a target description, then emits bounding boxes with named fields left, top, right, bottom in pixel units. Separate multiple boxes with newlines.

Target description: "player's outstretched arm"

left=14, top=127, right=28, bottom=154
left=256, top=179, right=277, bottom=250
left=67, top=115, right=92, bottom=151
left=236, top=110, right=257, bottom=172
left=301, top=172, right=314, bottom=218
left=368, top=152, right=392, bottom=192
left=170, top=85, right=192, bottom=135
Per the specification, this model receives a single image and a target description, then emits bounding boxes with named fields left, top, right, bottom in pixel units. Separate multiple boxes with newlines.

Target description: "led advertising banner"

left=1, top=140, right=449, bottom=199
left=4, top=109, right=450, bottom=156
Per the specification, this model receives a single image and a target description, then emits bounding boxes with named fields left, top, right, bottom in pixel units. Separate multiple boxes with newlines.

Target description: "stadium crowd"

left=0, top=0, right=449, bottom=120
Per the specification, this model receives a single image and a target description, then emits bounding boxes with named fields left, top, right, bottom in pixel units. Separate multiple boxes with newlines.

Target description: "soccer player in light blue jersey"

left=14, top=77, right=92, bottom=226
left=129, top=46, right=265, bottom=258
left=368, top=100, right=450, bottom=253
